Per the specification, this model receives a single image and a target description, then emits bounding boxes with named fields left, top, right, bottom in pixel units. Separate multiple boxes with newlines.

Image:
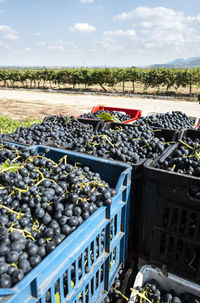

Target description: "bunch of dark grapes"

left=139, top=111, right=195, bottom=130
left=1, top=115, right=175, bottom=165
left=72, top=122, right=173, bottom=164
left=2, top=115, right=96, bottom=146
left=156, top=136, right=200, bottom=177
left=103, top=266, right=124, bottom=303
left=80, top=110, right=131, bottom=122
left=134, top=280, right=200, bottom=303
left=0, top=143, right=116, bottom=288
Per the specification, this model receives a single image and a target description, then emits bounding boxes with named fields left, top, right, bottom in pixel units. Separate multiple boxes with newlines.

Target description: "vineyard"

left=0, top=67, right=200, bottom=97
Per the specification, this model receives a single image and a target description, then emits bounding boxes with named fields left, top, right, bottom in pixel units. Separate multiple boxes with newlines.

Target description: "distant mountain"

left=147, top=57, right=200, bottom=68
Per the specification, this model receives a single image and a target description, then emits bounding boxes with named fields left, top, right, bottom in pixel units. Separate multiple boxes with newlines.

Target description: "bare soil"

left=0, top=88, right=199, bottom=120
left=0, top=99, right=78, bottom=120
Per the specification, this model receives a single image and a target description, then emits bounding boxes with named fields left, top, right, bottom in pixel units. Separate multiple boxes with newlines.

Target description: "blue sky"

left=0, top=0, right=200, bottom=66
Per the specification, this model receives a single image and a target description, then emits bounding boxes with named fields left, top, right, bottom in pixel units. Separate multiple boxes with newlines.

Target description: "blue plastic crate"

left=0, top=145, right=131, bottom=303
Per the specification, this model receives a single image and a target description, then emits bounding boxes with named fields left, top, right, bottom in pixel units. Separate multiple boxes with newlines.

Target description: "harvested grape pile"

left=134, top=280, right=200, bottom=303
left=72, top=122, right=174, bottom=164
left=156, top=137, right=200, bottom=177
left=80, top=109, right=131, bottom=122
left=139, top=111, right=195, bottom=130
left=0, top=143, right=116, bottom=288
left=1, top=115, right=176, bottom=165
left=2, top=116, right=96, bottom=146
left=103, top=266, right=124, bottom=303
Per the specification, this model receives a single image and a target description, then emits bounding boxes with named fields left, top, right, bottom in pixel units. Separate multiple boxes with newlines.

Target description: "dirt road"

left=0, top=88, right=199, bottom=120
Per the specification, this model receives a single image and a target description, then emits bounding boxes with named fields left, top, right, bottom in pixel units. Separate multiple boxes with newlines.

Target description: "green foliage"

left=0, top=160, right=19, bottom=173
left=0, top=116, right=42, bottom=134
left=0, top=67, right=200, bottom=94
left=97, top=112, right=121, bottom=122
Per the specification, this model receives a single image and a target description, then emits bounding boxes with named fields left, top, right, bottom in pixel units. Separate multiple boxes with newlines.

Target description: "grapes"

left=103, top=265, right=125, bottom=303
left=80, top=110, right=131, bottom=122
left=133, top=280, right=200, bottom=303
left=156, top=136, right=200, bottom=179
left=0, top=274, right=12, bottom=288
left=2, top=116, right=96, bottom=146
left=139, top=111, right=195, bottom=130
left=1, top=113, right=177, bottom=165
left=69, top=122, right=174, bottom=164
left=0, top=143, right=116, bottom=288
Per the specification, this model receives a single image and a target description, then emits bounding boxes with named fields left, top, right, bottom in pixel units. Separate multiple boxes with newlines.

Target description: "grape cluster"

left=139, top=111, right=195, bottom=130
left=71, top=122, right=173, bottom=164
left=0, top=143, right=116, bottom=288
left=103, top=267, right=124, bottom=303
left=2, top=116, right=96, bottom=146
left=1, top=115, right=176, bottom=165
left=134, top=280, right=200, bottom=303
left=156, top=137, right=200, bottom=177
left=80, top=110, right=131, bottom=122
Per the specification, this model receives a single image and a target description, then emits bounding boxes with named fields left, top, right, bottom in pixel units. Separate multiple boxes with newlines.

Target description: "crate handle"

left=188, top=186, right=200, bottom=202
left=0, top=289, right=16, bottom=296
left=115, top=169, right=130, bottom=193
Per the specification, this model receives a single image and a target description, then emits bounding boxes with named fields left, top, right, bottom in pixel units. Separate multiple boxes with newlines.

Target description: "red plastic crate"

left=78, top=106, right=142, bottom=124
left=195, top=117, right=200, bottom=130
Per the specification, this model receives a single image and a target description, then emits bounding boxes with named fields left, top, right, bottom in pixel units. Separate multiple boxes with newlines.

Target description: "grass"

left=0, top=116, right=42, bottom=134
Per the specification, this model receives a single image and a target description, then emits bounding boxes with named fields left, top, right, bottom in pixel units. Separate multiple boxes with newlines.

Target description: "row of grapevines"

left=0, top=67, right=200, bottom=95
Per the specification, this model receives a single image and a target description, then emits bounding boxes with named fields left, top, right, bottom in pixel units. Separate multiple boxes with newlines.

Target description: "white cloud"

left=114, top=6, right=183, bottom=21
left=0, top=25, right=20, bottom=40
left=114, top=7, right=194, bottom=32
left=24, top=47, right=31, bottom=51
left=33, top=32, right=41, bottom=36
left=0, top=39, right=9, bottom=48
left=0, top=25, right=12, bottom=32
left=54, top=40, right=78, bottom=49
left=36, top=41, right=46, bottom=46
left=48, top=45, right=65, bottom=51
left=54, top=40, right=65, bottom=45
left=69, top=22, right=96, bottom=33
left=104, top=29, right=136, bottom=38
left=112, top=6, right=200, bottom=56
left=80, top=0, right=94, bottom=2
left=92, top=37, right=123, bottom=53
left=145, top=43, right=154, bottom=49
left=5, top=33, right=20, bottom=40
left=45, top=40, right=78, bottom=54
left=47, top=40, right=78, bottom=51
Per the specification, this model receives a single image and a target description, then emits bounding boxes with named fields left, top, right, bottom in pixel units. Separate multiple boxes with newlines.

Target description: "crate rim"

left=129, top=264, right=200, bottom=302
left=36, top=145, right=132, bottom=193
left=144, top=142, right=200, bottom=182
left=77, top=105, right=142, bottom=124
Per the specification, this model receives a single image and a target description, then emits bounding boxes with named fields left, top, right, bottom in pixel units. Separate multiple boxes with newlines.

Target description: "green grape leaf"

left=97, top=112, right=121, bottom=123
left=0, top=161, right=20, bottom=172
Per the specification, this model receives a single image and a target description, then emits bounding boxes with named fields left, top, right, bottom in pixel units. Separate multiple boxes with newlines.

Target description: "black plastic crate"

left=76, top=118, right=101, bottom=132
left=98, top=122, right=179, bottom=254
left=149, top=230, right=200, bottom=282
left=179, top=128, right=200, bottom=140
left=139, top=130, right=200, bottom=282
